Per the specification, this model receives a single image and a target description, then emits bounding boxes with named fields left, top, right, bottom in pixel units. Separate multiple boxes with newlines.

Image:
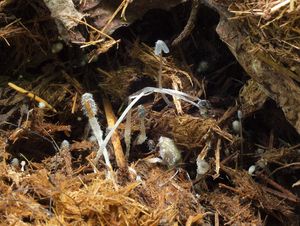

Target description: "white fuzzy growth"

left=51, top=42, right=64, bottom=54
left=60, top=140, right=70, bottom=150
left=10, top=158, right=19, bottom=168
left=248, top=165, right=256, bottom=175
left=154, top=40, right=169, bottom=55
left=232, top=120, right=241, bottom=134
left=196, top=158, right=209, bottom=175
left=81, top=93, right=97, bottom=117
left=197, top=61, right=209, bottom=73
left=256, top=148, right=264, bottom=154
left=158, top=136, right=181, bottom=167
left=38, top=102, right=46, bottom=109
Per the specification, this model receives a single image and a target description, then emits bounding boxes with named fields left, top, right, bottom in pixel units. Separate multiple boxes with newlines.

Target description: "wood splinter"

left=8, top=82, right=57, bottom=113
left=103, top=97, right=127, bottom=168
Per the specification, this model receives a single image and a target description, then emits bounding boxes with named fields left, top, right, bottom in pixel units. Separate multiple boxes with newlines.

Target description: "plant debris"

left=0, top=0, right=299, bottom=225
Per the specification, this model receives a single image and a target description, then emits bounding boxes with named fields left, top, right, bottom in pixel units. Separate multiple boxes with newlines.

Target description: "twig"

left=8, top=82, right=57, bottom=113
left=172, top=0, right=201, bottom=46
left=271, top=162, right=300, bottom=176
left=70, top=17, right=114, bottom=41
left=215, top=212, right=219, bottom=226
left=215, top=139, right=221, bottom=177
left=219, top=183, right=239, bottom=193
left=186, top=212, right=205, bottom=226
left=71, top=92, right=78, bottom=114
left=103, top=97, right=127, bottom=168
left=261, top=186, right=299, bottom=203
left=257, top=172, right=300, bottom=202
left=101, top=0, right=131, bottom=32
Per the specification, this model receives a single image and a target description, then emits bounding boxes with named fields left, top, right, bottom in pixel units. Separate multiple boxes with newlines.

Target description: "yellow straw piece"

left=8, top=82, right=57, bottom=113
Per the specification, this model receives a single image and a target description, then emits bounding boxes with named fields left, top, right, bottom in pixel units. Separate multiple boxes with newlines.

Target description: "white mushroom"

left=154, top=40, right=169, bottom=55
left=20, top=161, right=26, bottom=172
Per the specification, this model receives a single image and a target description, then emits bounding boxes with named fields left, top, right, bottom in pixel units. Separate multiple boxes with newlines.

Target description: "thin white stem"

left=101, top=91, right=145, bottom=152
left=101, top=87, right=208, bottom=153
left=158, top=54, right=173, bottom=106
left=124, top=107, right=132, bottom=158
left=89, top=117, right=112, bottom=168
left=137, top=117, right=146, bottom=144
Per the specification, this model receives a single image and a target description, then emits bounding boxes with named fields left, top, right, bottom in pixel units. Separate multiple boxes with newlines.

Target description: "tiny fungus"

left=197, top=60, right=209, bottom=73
left=147, top=139, right=156, bottom=151
left=248, top=165, right=256, bottom=175
left=102, top=86, right=208, bottom=159
left=60, top=140, right=70, bottom=150
left=154, top=40, right=172, bottom=106
left=38, top=102, right=46, bottom=109
left=10, top=158, right=19, bottom=169
left=196, top=157, right=210, bottom=175
left=81, top=93, right=112, bottom=170
left=51, top=42, right=64, bottom=54
left=158, top=136, right=181, bottom=168
left=136, top=105, right=147, bottom=145
left=154, top=40, right=169, bottom=56
left=232, top=120, right=241, bottom=133
left=20, top=160, right=26, bottom=172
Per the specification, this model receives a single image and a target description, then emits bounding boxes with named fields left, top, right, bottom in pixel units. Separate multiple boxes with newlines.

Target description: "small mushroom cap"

left=232, top=120, right=241, bottom=133
left=10, top=158, right=19, bottom=168
left=81, top=93, right=98, bottom=117
left=20, top=160, right=26, bottom=171
left=38, top=102, right=46, bottom=109
left=154, top=40, right=169, bottom=55
left=248, top=165, right=256, bottom=175
left=60, top=140, right=70, bottom=150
